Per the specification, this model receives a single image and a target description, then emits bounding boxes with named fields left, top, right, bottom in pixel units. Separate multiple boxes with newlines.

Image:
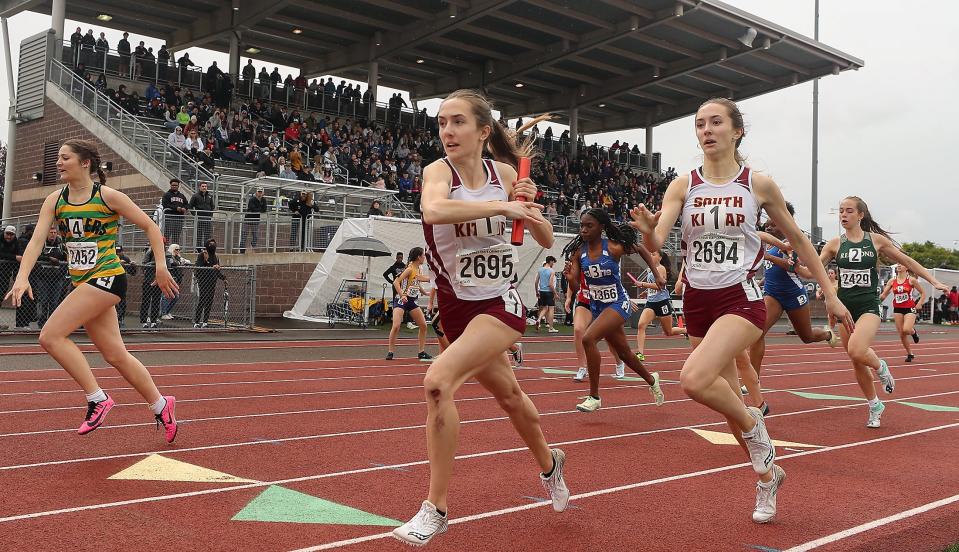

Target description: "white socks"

left=150, top=397, right=167, bottom=415
left=86, top=389, right=108, bottom=403
left=867, top=397, right=880, bottom=408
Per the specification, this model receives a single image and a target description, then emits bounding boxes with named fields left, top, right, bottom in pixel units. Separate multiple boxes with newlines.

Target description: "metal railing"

left=49, top=59, right=216, bottom=192
left=62, top=42, right=204, bottom=91
left=0, top=259, right=256, bottom=332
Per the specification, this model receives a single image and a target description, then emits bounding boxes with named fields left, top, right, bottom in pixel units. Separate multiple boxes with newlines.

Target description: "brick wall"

left=253, top=263, right=317, bottom=318
left=10, top=101, right=162, bottom=216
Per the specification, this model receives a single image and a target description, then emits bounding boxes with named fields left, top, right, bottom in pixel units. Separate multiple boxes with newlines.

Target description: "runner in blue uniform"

left=563, top=208, right=665, bottom=412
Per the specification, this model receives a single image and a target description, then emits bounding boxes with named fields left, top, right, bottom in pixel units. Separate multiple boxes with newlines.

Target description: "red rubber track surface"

left=1, top=337, right=957, bottom=552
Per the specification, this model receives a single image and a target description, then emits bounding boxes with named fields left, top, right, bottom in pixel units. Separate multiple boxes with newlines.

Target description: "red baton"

left=510, top=157, right=531, bottom=246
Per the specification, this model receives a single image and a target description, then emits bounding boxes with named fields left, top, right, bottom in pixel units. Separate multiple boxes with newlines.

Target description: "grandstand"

left=0, top=0, right=863, bottom=326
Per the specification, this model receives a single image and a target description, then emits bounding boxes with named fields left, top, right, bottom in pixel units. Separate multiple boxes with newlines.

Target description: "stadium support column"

left=367, top=61, right=378, bottom=121
left=810, top=0, right=822, bottom=244
left=569, top=107, right=578, bottom=159
left=51, top=0, right=65, bottom=42
left=645, top=126, right=654, bottom=171
left=2, top=17, right=15, bottom=222
left=228, top=32, right=240, bottom=81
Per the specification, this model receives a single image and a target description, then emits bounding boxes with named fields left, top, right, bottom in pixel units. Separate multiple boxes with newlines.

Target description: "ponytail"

left=659, top=249, right=673, bottom=282
left=96, top=167, right=107, bottom=186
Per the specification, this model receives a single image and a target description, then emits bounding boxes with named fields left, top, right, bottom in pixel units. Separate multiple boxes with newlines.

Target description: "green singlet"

left=835, top=232, right=881, bottom=320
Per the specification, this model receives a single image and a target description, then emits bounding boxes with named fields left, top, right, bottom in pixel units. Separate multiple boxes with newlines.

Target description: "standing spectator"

left=160, top=244, right=189, bottom=319
left=70, top=27, right=83, bottom=66
left=139, top=243, right=165, bottom=328
left=15, top=224, right=36, bottom=328
left=240, top=187, right=267, bottom=253
left=115, top=244, right=136, bottom=328
left=382, top=251, right=405, bottom=301
left=535, top=256, right=559, bottom=332
left=950, top=286, right=959, bottom=324
left=188, top=181, right=215, bottom=251
left=242, top=60, right=256, bottom=94
left=288, top=191, right=317, bottom=250
left=80, top=29, right=97, bottom=68
left=0, top=225, right=21, bottom=303
left=161, top=178, right=189, bottom=243
left=117, top=32, right=131, bottom=76
left=35, top=225, right=67, bottom=329
left=193, top=238, right=225, bottom=328
left=133, top=40, right=147, bottom=78
left=157, top=44, right=170, bottom=79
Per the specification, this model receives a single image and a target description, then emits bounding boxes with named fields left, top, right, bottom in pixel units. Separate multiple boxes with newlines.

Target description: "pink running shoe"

left=154, top=396, right=178, bottom=443
left=78, top=396, right=115, bottom=435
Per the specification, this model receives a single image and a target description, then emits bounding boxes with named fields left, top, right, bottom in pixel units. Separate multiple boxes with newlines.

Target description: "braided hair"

left=562, top=208, right=639, bottom=262
left=658, top=249, right=673, bottom=282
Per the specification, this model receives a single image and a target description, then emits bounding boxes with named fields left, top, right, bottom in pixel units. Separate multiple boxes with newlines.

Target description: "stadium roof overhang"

left=3, top=0, right=863, bottom=133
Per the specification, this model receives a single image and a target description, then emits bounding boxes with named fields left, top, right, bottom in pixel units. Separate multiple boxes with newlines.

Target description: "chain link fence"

left=0, top=259, right=256, bottom=332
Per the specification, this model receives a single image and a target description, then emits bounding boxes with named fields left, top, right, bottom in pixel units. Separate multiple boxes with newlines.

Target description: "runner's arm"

left=873, top=234, right=949, bottom=292
left=879, top=278, right=894, bottom=301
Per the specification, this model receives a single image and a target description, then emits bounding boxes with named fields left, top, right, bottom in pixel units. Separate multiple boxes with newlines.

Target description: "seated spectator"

left=277, top=157, right=297, bottom=180
left=164, top=106, right=179, bottom=129
left=197, top=145, right=215, bottom=170
left=367, top=200, right=385, bottom=216
left=168, top=126, right=186, bottom=149
left=176, top=106, right=190, bottom=126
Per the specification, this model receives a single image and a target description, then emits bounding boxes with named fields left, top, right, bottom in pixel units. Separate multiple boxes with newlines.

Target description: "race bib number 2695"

left=456, top=243, right=516, bottom=287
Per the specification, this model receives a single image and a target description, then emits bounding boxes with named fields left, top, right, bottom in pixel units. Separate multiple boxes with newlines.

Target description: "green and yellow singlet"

left=55, top=184, right=125, bottom=286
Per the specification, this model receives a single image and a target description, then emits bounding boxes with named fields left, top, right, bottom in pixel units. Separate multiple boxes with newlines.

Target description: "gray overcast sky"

left=1, top=1, right=955, bottom=248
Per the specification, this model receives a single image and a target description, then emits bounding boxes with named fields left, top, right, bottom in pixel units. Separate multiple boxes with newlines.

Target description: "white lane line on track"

left=782, top=494, right=959, bottom=551
left=2, top=356, right=957, bottom=433
left=5, top=341, right=955, bottom=384
left=3, top=345, right=957, bottom=399
left=4, top=412, right=950, bottom=529
left=4, top=338, right=955, bottom=374
left=1, top=382, right=957, bottom=474
left=290, top=422, right=959, bottom=551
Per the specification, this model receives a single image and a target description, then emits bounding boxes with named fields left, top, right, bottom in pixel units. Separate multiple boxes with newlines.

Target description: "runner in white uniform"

left=630, top=98, right=853, bottom=524
left=392, top=90, right=569, bottom=547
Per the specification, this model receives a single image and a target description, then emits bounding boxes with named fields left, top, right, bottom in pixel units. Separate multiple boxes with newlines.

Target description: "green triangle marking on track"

left=898, top=401, right=959, bottom=412
left=789, top=391, right=864, bottom=402
left=542, top=368, right=579, bottom=375
left=232, top=485, right=402, bottom=526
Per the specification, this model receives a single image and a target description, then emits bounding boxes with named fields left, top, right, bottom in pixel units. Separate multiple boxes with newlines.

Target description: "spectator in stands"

left=288, top=191, right=317, bottom=250
left=94, top=73, right=107, bottom=93
left=197, top=145, right=215, bottom=171
left=35, top=225, right=66, bottom=329
left=184, top=129, right=203, bottom=157
left=177, top=52, right=194, bottom=69
left=157, top=44, right=170, bottom=79
left=298, top=165, right=316, bottom=182
left=161, top=178, right=188, bottom=243
left=184, top=115, right=199, bottom=136
left=163, top=106, right=179, bottom=129
left=194, top=238, right=226, bottom=328
left=117, top=32, right=131, bottom=76
left=168, top=126, right=186, bottom=150
left=13, top=224, right=36, bottom=328
left=70, top=27, right=82, bottom=66
left=133, top=40, right=147, bottom=78
left=368, top=200, right=385, bottom=217
left=80, top=29, right=96, bottom=68
left=0, top=225, right=21, bottom=303
left=176, top=106, right=190, bottom=126
left=205, top=61, right=222, bottom=94
left=189, top=181, right=216, bottom=250
left=278, top=157, right=297, bottom=180
left=240, top=187, right=267, bottom=254
left=160, top=244, right=189, bottom=320
left=114, top=245, right=135, bottom=328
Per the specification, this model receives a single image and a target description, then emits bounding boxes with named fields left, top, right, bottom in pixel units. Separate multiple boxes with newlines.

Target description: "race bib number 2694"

left=690, top=232, right=743, bottom=272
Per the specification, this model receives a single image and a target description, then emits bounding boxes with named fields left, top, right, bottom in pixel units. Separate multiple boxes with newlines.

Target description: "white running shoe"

left=613, top=361, right=626, bottom=379
left=540, top=448, right=570, bottom=512
left=742, top=406, right=775, bottom=474
left=826, top=326, right=840, bottom=347
left=511, top=343, right=524, bottom=366
left=649, top=372, right=664, bottom=406
left=407, top=322, right=417, bottom=330
left=573, top=367, right=588, bottom=382
left=866, top=401, right=885, bottom=428
left=576, top=395, right=601, bottom=412
left=392, top=500, right=448, bottom=547
left=547, top=327, right=559, bottom=334
left=752, top=464, right=786, bottom=523
left=877, top=360, right=895, bottom=394
left=160, top=314, right=174, bottom=320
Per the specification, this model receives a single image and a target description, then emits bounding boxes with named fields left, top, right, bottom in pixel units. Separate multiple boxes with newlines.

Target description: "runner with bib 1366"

left=819, top=196, right=948, bottom=428
left=3, top=139, right=180, bottom=442
left=562, top=208, right=666, bottom=413
left=629, top=98, right=854, bottom=523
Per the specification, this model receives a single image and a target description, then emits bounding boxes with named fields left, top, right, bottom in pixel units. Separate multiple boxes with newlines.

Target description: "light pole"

left=810, top=0, right=821, bottom=244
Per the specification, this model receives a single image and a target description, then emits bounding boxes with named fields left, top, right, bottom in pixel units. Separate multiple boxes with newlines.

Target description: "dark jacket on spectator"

left=162, top=188, right=189, bottom=215
left=188, top=190, right=215, bottom=218
left=245, top=194, right=268, bottom=220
